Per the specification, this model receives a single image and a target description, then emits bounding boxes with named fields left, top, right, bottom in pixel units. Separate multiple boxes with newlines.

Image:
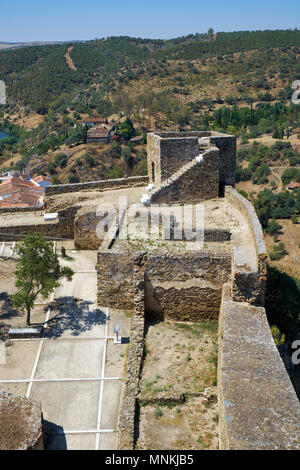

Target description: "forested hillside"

left=0, top=29, right=300, bottom=352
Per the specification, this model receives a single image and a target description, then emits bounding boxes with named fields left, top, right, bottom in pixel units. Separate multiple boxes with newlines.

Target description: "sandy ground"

left=46, top=185, right=148, bottom=212
left=137, top=320, right=219, bottom=450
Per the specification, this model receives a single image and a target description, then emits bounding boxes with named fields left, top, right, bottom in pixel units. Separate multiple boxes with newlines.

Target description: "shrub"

left=270, top=325, right=285, bottom=346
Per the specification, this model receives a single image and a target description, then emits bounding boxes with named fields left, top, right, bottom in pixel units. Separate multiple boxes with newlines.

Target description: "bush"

left=266, top=219, right=282, bottom=236
left=55, top=153, right=68, bottom=169
left=270, top=325, right=285, bottom=346
left=135, top=158, right=148, bottom=176
left=269, top=242, right=287, bottom=260
left=84, top=154, right=96, bottom=167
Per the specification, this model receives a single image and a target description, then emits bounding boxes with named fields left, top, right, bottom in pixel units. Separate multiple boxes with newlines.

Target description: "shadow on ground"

left=43, top=420, right=67, bottom=450
left=46, top=296, right=107, bottom=338
left=0, top=292, right=22, bottom=341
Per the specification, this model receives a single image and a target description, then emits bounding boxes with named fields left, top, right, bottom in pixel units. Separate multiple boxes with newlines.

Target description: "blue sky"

left=1, top=0, right=300, bottom=42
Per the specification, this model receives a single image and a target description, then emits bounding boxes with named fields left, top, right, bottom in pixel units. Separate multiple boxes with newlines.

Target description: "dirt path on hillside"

left=270, top=167, right=284, bottom=193
left=65, top=46, right=77, bottom=71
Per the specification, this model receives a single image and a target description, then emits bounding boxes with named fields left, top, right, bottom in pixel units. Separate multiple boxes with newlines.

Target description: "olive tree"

left=12, top=234, right=74, bottom=325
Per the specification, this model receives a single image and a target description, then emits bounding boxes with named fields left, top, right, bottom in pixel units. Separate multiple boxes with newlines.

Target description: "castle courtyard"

left=0, top=250, right=130, bottom=450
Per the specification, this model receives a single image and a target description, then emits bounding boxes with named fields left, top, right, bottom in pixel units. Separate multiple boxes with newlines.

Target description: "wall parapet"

left=150, top=147, right=220, bottom=204
left=118, top=252, right=147, bottom=450
left=218, top=286, right=300, bottom=450
left=225, top=186, right=267, bottom=305
left=45, top=175, right=148, bottom=196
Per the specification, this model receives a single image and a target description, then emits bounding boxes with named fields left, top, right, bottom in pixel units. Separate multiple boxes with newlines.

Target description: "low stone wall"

left=46, top=175, right=148, bottom=196
left=225, top=186, right=267, bottom=305
left=0, top=391, right=44, bottom=450
left=218, top=286, right=300, bottom=450
left=118, top=252, right=146, bottom=450
left=0, top=207, right=43, bottom=214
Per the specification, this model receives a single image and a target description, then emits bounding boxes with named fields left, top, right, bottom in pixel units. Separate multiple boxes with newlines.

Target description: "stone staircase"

left=149, top=157, right=202, bottom=203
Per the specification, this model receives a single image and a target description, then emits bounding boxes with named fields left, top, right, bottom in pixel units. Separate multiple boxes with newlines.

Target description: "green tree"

left=12, top=234, right=74, bottom=325
left=266, top=219, right=282, bottom=236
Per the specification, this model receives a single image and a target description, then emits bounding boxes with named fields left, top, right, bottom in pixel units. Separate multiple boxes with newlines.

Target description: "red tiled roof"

left=32, top=175, right=51, bottom=183
left=0, top=175, right=43, bottom=208
left=87, top=126, right=110, bottom=137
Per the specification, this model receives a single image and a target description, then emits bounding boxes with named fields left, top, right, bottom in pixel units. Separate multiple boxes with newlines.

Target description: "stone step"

left=149, top=157, right=204, bottom=202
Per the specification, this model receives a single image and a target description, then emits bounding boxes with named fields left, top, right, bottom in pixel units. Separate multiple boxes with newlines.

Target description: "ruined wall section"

left=0, top=391, right=44, bottom=450
left=46, top=175, right=148, bottom=196
left=145, top=251, right=231, bottom=321
left=209, top=135, right=236, bottom=186
left=96, top=248, right=231, bottom=321
left=97, top=250, right=134, bottom=309
left=147, top=133, right=162, bottom=185
left=0, top=206, right=78, bottom=241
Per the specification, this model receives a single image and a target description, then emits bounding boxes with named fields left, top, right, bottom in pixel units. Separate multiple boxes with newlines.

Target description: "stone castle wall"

left=0, top=206, right=78, bottom=241
left=118, top=252, right=146, bottom=450
left=144, top=251, right=231, bottom=321
left=147, top=131, right=236, bottom=188
left=97, top=249, right=134, bottom=309
left=97, top=248, right=232, bottom=321
left=225, top=186, right=267, bottom=305
left=218, top=285, right=300, bottom=450
left=150, top=147, right=220, bottom=204
left=209, top=135, right=236, bottom=186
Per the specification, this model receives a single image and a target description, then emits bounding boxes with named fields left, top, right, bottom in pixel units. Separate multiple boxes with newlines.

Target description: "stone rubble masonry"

left=218, top=285, right=300, bottom=450
left=118, top=252, right=146, bottom=450
left=149, top=147, right=220, bottom=204
left=0, top=205, right=79, bottom=242
left=45, top=175, right=148, bottom=196
left=147, top=131, right=236, bottom=187
left=145, top=251, right=231, bottom=321
left=0, top=206, right=42, bottom=214
left=74, top=205, right=106, bottom=250
left=225, top=186, right=268, bottom=305
left=97, top=249, right=232, bottom=320
left=97, top=249, right=134, bottom=310
left=0, top=391, right=44, bottom=450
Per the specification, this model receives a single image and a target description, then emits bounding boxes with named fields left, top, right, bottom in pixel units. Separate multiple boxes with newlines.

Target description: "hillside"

left=0, top=30, right=300, bottom=285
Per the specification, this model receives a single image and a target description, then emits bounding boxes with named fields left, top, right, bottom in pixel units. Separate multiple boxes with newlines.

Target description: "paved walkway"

left=0, top=251, right=129, bottom=450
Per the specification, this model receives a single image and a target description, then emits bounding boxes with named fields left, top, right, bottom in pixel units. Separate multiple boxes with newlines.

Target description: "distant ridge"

left=0, top=40, right=83, bottom=51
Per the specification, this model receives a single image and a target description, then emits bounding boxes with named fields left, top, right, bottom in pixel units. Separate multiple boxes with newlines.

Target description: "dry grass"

left=137, top=319, right=219, bottom=449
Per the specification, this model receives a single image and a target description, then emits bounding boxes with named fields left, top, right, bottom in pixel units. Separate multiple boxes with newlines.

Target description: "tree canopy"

left=12, top=234, right=74, bottom=325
